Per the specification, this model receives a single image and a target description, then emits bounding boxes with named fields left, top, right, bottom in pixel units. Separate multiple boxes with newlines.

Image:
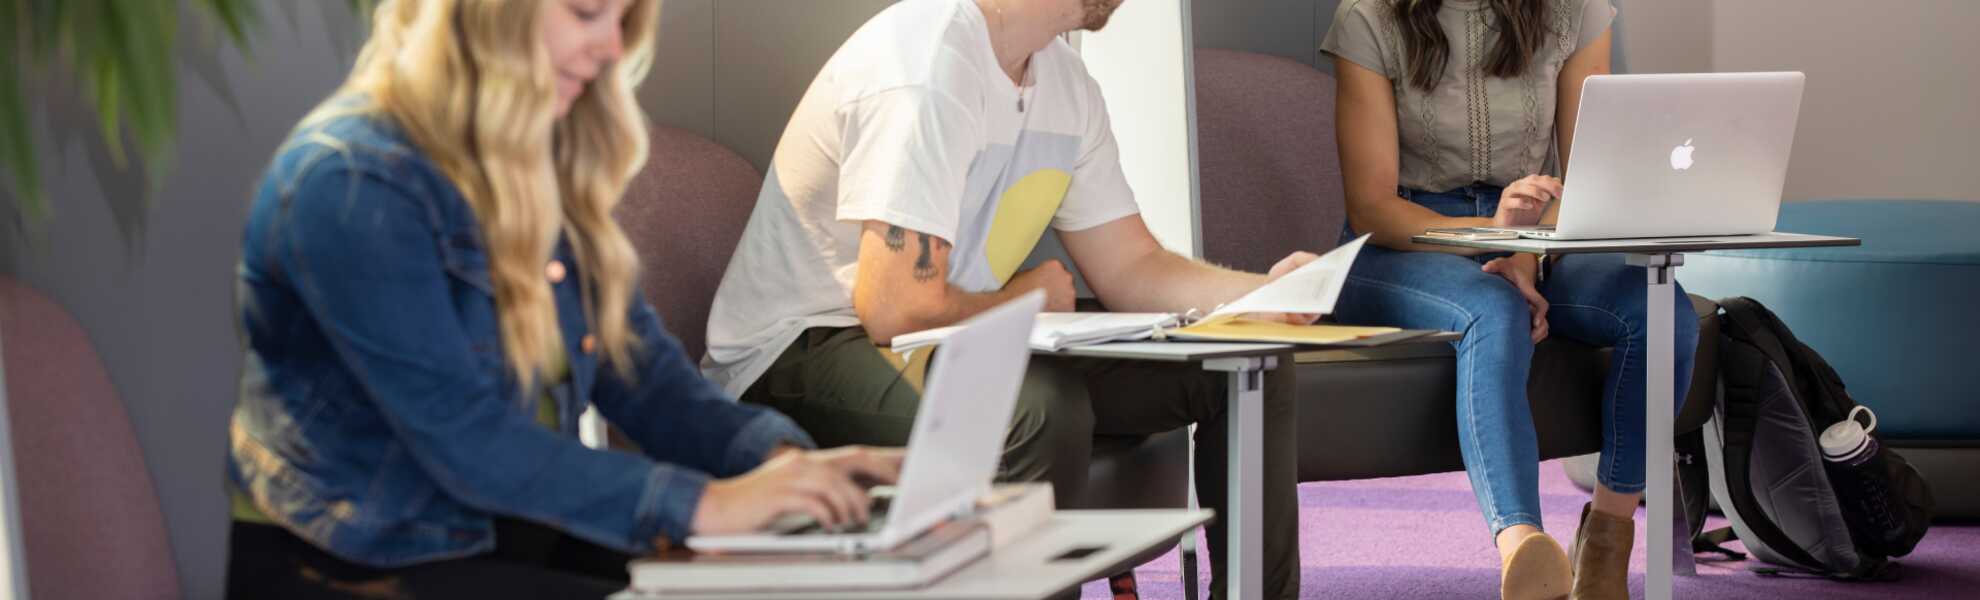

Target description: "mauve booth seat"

left=1192, top=48, right=1346, bottom=275
left=1676, top=199, right=1980, bottom=518
left=1, top=277, right=181, bottom=600
left=616, top=126, right=766, bottom=363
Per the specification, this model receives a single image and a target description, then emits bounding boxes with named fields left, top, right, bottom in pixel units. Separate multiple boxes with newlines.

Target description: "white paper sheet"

left=893, top=312, right=1178, bottom=353
left=1206, top=234, right=1367, bottom=319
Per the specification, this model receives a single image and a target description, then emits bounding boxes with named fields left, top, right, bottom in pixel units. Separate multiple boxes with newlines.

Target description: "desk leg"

left=1627, top=253, right=1693, bottom=600
left=1203, top=356, right=1273, bottom=600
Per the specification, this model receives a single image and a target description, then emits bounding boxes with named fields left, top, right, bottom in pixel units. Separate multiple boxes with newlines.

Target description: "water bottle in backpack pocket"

left=1820, top=407, right=1910, bottom=558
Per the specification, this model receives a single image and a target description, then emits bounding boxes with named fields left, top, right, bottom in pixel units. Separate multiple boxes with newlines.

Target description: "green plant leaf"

left=1, top=1, right=45, bottom=218
left=196, top=0, right=257, bottom=51
left=347, top=0, right=377, bottom=22
left=1, top=0, right=356, bottom=224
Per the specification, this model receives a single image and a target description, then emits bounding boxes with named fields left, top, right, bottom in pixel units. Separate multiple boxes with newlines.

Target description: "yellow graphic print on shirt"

left=983, top=168, right=1072, bottom=284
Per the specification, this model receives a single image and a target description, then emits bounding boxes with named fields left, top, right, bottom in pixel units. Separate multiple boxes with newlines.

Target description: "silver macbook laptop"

left=1488, top=72, right=1805, bottom=240
left=685, top=291, right=1043, bottom=555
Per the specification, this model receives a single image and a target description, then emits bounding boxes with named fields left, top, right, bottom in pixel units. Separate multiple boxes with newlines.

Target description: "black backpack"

left=1677, top=297, right=1934, bottom=580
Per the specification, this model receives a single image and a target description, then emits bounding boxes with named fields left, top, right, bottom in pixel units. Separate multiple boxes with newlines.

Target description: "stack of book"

left=617, top=484, right=1054, bottom=597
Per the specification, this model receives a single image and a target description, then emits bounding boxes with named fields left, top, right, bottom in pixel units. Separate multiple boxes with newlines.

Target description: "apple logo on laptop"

left=1670, top=139, right=1696, bottom=171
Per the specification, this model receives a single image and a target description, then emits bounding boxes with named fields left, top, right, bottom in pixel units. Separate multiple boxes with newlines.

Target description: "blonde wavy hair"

left=301, top=0, right=659, bottom=389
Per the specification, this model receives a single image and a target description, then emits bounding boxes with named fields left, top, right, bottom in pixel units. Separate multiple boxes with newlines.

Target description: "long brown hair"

left=1396, top=0, right=1548, bottom=91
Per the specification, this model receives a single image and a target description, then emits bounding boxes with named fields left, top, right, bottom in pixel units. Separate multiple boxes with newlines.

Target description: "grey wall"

left=1710, top=0, right=1980, bottom=202
left=1, top=3, right=366, bottom=598
left=1189, top=0, right=1631, bottom=75
left=1190, top=0, right=1337, bottom=70
left=1618, top=0, right=1980, bottom=201
left=1615, top=0, right=1711, bottom=74
left=644, top=0, right=898, bottom=171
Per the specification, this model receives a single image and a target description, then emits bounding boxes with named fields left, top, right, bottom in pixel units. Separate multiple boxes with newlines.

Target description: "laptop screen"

left=882, top=293, right=1041, bottom=540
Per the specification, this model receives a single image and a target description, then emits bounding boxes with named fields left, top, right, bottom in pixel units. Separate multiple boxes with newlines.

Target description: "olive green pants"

left=741, top=327, right=1300, bottom=599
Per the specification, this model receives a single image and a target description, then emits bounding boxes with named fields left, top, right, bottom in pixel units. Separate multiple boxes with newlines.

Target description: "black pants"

left=744, top=327, right=1302, bottom=599
left=226, top=519, right=630, bottom=599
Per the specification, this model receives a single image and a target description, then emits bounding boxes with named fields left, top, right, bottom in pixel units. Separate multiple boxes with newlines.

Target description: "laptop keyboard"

left=771, top=494, right=893, bottom=536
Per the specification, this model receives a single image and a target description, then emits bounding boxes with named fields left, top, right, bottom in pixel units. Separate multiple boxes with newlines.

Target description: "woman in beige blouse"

left=1322, top=1, right=1700, bottom=599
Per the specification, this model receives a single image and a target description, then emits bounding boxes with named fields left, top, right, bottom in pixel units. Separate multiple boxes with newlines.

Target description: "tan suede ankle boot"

left=1570, top=502, right=1634, bottom=600
left=1501, top=531, right=1572, bottom=600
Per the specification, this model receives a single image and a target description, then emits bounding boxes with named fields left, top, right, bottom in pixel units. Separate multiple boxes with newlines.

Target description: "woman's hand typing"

left=688, top=446, right=905, bottom=536
left=1494, top=175, right=1562, bottom=228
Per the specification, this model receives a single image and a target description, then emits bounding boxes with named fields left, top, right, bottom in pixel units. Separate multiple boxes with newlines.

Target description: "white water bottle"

left=1819, top=406, right=1880, bottom=465
left=1820, top=406, right=1900, bottom=552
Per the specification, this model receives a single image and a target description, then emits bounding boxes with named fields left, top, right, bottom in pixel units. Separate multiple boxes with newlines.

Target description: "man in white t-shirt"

left=703, top=1, right=1308, bottom=595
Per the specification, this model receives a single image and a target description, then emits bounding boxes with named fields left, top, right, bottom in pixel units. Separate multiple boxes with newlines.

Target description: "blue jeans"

left=1334, top=185, right=1700, bottom=536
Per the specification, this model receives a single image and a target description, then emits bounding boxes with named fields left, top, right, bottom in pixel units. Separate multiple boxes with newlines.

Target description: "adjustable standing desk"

left=1412, top=231, right=1859, bottom=600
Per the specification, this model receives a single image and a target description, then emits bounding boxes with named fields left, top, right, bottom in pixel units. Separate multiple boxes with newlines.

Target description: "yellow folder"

left=1166, top=316, right=1403, bottom=345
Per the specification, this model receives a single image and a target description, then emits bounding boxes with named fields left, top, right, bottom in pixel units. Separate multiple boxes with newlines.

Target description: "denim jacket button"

left=581, top=334, right=597, bottom=354
left=546, top=260, right=567, bottom=283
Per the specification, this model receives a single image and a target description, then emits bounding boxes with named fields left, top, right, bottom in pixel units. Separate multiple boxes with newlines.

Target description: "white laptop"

left=685, top=291, right=1043, bottom=555
left=1486, top=72, right=1805, bottom=240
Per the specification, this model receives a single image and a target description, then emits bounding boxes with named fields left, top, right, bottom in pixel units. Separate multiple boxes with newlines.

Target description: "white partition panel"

left=1077, top=0, right=1202, bottom=258
left=0, top=338, right=26, bottom=599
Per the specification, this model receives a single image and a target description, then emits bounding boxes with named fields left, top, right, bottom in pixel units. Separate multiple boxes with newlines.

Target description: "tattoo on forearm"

left=885, top=225, right=907, bottom=252
left=913, top=233, right=939, bottom=282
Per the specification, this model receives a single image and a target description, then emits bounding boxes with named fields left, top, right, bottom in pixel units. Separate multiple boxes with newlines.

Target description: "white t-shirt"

left=702, top=0, right=1140, bottom=396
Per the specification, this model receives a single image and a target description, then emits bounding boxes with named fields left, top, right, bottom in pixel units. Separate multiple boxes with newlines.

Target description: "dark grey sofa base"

left=1566, top=443, right=1980, bottom=522
left=1887, top=445, right=1980, bottom=521
left=1295, top=296, right=1722, bottom=483
left=1294, top=340, right=1606, bottom=481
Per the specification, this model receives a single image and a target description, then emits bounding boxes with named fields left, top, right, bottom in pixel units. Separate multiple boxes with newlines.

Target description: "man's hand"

left=689, top=446, right=905, bottom=537
left=1267, top=251, right=1321, bottom=280
left=1481, top=254, right=1548, bottom=343
left=1248, top=251, right=1323, bottom=325
left=1494, top=175, right=1562, bottom=228
left=1004, top=259, right=1076, bottom=312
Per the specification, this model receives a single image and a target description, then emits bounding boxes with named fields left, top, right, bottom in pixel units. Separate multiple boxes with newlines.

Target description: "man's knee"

left=998, top=361, right=1096, bottom=507
left=1007, top=361, right=1095, bottom=456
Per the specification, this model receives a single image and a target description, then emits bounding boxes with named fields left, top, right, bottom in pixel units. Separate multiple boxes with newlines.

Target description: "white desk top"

left=612, top=509, right=1211, bottom=600
left=1410, top=231, right=1860, bottom=256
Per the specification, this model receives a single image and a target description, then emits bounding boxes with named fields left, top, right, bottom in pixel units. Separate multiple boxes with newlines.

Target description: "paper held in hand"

left=892, top=235, right=1408, bottom=351
left=1199, top=233, right=1367, bottom=321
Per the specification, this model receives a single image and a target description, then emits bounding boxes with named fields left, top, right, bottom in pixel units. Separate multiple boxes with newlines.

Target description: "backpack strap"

left=1717, top=298, right=1794, bottom=369
left=1692, top=527, right=1748, bottom=561
left=1719, top=297, right=1856, bottom=425
left=1753, top=559, right=1901, bottom=582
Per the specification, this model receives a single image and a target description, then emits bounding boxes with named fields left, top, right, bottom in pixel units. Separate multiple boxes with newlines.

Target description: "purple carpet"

left=1080, top=459, right=1979, bottom=599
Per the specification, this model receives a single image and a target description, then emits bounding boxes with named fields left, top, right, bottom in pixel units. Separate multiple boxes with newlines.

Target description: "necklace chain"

left=991, top=1, right=1028, bottom=112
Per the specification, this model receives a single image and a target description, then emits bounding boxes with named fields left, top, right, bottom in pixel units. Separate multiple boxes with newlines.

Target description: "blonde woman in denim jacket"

left=224, top=1, right=899, bottom=597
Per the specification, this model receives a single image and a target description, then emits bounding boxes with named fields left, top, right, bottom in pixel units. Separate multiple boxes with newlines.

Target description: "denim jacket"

left=228, top=112, right=814, bottom=567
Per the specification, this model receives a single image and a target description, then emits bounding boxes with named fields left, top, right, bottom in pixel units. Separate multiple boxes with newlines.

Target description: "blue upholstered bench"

left=1677, top=199, right=1980, bottom=517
